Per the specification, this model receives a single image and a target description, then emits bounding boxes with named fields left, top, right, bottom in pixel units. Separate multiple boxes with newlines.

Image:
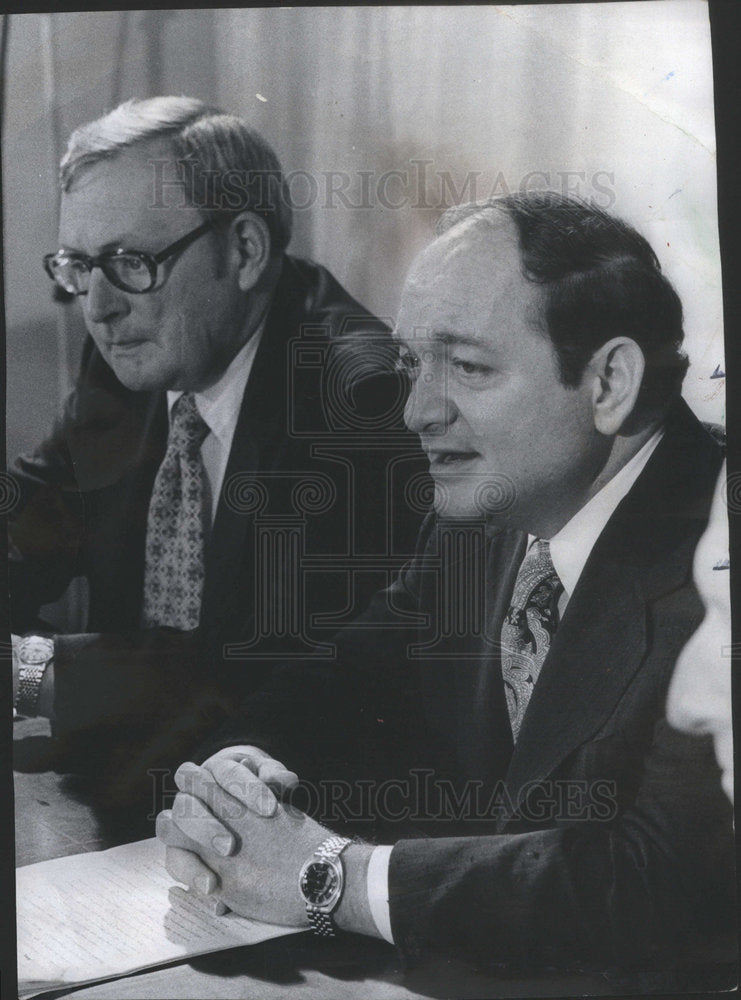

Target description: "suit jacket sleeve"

left=32, top=628, right=232, bottom=809
left=9, top=394, right=87, bottom=630
left=387, top=719, right=735, bottom=976
left=8, top=335, right=165, bottom=633
left=191, top=513, right=439, bottom=776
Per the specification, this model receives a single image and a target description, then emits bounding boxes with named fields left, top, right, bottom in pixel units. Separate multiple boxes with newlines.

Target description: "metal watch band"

left=303, top=835, right=352, bottom=939
left=307, top=909, right=338, bottom=938
left=16, top=636, right=54, bottom=717
left=315, top=835, right=352, bottom=862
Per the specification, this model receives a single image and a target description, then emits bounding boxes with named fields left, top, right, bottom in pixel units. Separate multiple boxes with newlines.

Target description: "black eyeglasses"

left=43, top=221, right=212, bottom=296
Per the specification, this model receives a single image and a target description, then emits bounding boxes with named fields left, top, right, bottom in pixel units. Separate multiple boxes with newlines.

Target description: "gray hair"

left=60, top=96, right=293, bottom=253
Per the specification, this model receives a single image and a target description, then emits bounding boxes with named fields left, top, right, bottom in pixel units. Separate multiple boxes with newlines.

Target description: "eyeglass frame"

left=43, top=220, right=213, bottom=296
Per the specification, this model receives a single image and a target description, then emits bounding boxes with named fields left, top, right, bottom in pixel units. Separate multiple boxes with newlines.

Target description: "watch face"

left=300, top=861, right=340, bottom=906
left=20, top=637, right=53, bottom=664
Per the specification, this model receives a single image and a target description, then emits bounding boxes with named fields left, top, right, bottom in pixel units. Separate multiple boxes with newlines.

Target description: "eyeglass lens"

left=45, top=222, right=211, bottom=296
left=47, top=253, right=155, bottom=294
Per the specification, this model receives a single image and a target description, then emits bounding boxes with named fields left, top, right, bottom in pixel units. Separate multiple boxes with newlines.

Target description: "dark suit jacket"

left=9, top=255, right=427, bottom=803
left=222, top=398, right=734, bottom=985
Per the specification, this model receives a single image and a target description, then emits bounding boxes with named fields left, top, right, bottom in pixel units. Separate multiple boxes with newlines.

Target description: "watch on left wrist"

left=15, top=635, right=54, bottom=717
left=298, top=835, right=353, bottom=938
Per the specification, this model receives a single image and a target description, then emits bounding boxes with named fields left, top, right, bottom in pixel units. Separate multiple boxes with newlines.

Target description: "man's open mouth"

left=428, top=450, right=480, bottom=466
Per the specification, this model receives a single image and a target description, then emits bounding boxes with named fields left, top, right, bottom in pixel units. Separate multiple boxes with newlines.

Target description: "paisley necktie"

left=500, top=539, right=563, bottom=740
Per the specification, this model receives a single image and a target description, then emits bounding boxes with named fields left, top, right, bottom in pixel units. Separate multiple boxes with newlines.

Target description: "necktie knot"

left=170, top=393, right=209, bottom=454
left=508, top=539, right=561, bottom=612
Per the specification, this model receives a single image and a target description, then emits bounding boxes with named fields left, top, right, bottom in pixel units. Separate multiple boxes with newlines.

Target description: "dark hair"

left=60, top=96, right=292, bottom=254
left=438, top=192, right=689, bottom=416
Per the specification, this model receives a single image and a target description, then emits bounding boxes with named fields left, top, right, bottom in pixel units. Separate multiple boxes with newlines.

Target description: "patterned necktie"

left=142, top=393, right=210, bottom=629
left=500, top=539, right=563, bottom=741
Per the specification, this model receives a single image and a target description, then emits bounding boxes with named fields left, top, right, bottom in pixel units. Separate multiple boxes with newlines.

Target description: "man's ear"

left=230, top=211, right=272, bottom=292
left=587, top=337, right=645, bottom=435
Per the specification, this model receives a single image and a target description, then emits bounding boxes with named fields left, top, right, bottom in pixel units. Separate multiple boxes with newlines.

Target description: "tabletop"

left=13, top=716, right=614, bottom=1000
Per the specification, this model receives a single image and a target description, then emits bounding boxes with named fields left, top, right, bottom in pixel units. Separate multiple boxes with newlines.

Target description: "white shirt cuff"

left=366, top=845, right=395, bottom=944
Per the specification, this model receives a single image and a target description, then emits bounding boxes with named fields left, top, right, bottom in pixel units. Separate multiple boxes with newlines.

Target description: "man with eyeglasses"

left=10, top=96, right=425, bottom=820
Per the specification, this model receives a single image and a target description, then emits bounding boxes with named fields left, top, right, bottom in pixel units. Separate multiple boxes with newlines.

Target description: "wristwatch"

left=15, top=635, right=54, bottom=717
left=298, top=835, right=352, bottom=938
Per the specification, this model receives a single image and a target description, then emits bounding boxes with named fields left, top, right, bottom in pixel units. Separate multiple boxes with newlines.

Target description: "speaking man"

left=158, top=193, right=735, bottom=990
left=9, top=96, right=424, bottom=811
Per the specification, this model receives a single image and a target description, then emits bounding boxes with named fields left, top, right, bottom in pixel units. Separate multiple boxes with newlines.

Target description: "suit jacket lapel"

left=457, top=527, right=522, bottom=786
left=504, top=558, right=648, bottom=812
left=202, top=259, right=308, bottom=631
left=414, top=523, right=522, bottom=787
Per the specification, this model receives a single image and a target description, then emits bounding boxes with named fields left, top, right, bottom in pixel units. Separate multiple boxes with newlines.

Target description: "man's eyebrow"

left=430, top=331, right=490, bottom=348
left=58, top=234, right=145, bottom=255
left=102, top=234, right=158, bottom=253
left=395, top=330, right=492, bottom=349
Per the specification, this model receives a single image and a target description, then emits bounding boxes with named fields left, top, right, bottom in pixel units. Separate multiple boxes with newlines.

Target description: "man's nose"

left=83, top=267, right=130, bottom=324
left=403, top=367, right=456, bottom=435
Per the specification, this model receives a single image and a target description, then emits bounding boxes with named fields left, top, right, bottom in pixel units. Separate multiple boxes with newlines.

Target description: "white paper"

left=16, top=838, right=302, bottom=997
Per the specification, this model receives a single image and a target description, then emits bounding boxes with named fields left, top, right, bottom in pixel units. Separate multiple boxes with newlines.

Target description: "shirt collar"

left=539, top=427, right=665, bottom=599
left=166, top=321, right=264, bottom=448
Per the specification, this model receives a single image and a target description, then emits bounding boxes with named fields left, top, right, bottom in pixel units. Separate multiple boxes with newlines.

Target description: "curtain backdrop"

left=4, top=3, right=723, bottom=463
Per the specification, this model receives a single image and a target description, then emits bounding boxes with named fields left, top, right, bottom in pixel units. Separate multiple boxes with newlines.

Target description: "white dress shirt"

left=367, top=426, right=665, bottom=944
left=547, top=428, right=664, bottom=611
left=167, top=325, right=263, bottom=525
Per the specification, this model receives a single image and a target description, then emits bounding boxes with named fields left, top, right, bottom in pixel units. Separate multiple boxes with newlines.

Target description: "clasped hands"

left=156, top=746, right=377, bottom=935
